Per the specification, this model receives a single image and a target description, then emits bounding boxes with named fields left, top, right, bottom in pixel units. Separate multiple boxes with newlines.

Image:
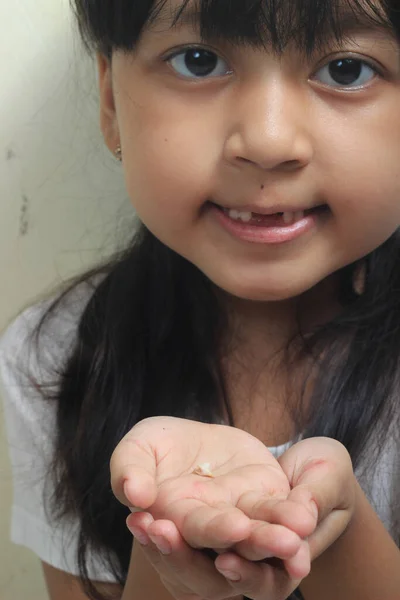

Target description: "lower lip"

left=210, top=204, right=319, bottom=245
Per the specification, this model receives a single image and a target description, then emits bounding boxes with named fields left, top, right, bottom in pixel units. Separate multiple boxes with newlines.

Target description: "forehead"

left=148, top=0, right=393, bottom=53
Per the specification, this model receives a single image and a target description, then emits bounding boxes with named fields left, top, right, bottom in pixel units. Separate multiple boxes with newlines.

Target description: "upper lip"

left=214, top=202, right=321, bottom=215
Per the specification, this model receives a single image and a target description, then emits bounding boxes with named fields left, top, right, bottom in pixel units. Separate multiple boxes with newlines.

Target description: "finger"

left=279, top=438, right=354, bottom=558
left=278, top=438, right=354, bottom=522
left=110, top=434, right=158, bottom=509
left=169, top=499, right=252, bottom=549
left=234, top=521, right=302, bottom=562
left=127, top=511, right=155, bottom=543
left=290, top=485, right=351, bottom=560
left=128, top=514, right=236, bottom=600
left=282, top=540, right=311, bottom=581
left=215, top=551, right=302, bottom=600
left=237, top=491, right=318, bottom=538
left=127, top=515, right=196, bottom=599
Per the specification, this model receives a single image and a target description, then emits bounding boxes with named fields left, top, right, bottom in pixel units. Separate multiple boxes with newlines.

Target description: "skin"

left=99, top=0, right=400, bottom=318
left=98, top=3, right=400, bottom=416
left=96, top=0, right=400, bottom=597
left=111, top=417, right=355, bottom=600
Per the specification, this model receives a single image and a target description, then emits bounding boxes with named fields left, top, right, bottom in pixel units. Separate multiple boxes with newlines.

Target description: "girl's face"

left=99, top=0, right=400, bottom=301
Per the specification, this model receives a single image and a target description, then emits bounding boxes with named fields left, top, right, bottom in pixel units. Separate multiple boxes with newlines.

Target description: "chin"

left=214, top=279, right=310, bottom=303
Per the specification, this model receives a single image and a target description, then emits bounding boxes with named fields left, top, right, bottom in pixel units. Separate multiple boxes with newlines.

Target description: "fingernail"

left=149, top=534, right=172, bottom=556
left=128, top=525, right=149, bottom=546
left=217, top=569, right=241, bottom=582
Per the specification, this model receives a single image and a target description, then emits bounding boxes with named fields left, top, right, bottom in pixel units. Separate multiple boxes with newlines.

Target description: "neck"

left=222, top=275, right=339, bottom=350
left=216, top=277, right=341, bottom=445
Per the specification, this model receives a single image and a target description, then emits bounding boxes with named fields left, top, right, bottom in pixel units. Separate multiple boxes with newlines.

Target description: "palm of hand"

left=113, top=417, right=314, bottom=561
left=149, top=427, right=290, bottom=551
left=118, top=415, right=289, bottom=503
left=112, top=417, right=353, bottom=600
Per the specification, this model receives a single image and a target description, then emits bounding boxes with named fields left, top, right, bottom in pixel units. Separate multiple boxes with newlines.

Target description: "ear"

left=97, top=53, right=120, bottom=155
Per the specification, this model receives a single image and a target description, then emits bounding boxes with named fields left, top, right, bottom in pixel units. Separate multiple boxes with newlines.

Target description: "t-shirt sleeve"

left=0, top=292, right=118, bottom=583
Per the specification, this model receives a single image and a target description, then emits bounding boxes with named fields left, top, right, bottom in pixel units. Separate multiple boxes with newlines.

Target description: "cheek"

left=320, top=112, right=400, bottom=248
left=331, top=172, right=400, bottom=258
left=119, top=103, right=222, bottom=224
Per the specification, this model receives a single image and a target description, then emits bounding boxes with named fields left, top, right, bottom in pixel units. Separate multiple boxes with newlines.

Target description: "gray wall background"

left=0, top=1, right=131, bottom=597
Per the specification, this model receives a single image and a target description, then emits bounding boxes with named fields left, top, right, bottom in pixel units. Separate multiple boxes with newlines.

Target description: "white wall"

left=0, top=2, right=131, bottom=597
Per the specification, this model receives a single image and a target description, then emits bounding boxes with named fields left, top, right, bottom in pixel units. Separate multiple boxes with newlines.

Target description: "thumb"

left=278, top=438, right=355, bottom=558
left=110, top=433, right=158, bottom=510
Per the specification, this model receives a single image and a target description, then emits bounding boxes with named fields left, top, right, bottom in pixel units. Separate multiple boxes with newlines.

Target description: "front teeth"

left=227, top=209, right=305, bottom=224
left=228, top=209, right=252, bottom=223
left=283, top=211, right=304, bottom=224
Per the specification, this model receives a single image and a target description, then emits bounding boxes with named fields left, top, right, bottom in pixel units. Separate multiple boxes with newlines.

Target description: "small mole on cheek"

left=261, top=185, right=265, bottom=190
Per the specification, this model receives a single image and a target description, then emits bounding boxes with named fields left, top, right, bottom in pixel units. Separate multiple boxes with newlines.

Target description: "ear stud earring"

left=115, top=145, right=122, bottom=162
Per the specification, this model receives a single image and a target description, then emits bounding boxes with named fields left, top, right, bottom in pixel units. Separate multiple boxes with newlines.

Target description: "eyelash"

left=163, top=45, right=232, bottom=79
left=163, top=44, right=382, bottom=89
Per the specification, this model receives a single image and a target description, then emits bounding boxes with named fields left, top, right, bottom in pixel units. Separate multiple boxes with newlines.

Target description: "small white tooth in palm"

left=193, top=463, right=214, bottom=477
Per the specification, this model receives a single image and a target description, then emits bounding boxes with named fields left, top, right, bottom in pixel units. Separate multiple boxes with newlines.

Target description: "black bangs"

left=163, top=0, right=395, bottom=54
left=74, top=0, right=397, bottom=57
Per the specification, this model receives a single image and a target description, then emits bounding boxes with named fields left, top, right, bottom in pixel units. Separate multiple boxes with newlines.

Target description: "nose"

left=224, top=77, right=314, bottom=172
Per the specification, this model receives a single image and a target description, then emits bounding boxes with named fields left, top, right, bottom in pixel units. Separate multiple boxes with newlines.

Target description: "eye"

left=314, top=58, right=377, bottom=88
left=166, top=47, right=232, bottom=79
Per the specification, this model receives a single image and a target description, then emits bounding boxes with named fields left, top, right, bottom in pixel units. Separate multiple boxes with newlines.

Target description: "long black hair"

left=31, top=1, right=400, bottom=598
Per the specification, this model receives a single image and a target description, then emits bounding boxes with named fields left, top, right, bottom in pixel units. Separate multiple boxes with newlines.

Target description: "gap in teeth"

left=226, top=208, right=304, bottom=224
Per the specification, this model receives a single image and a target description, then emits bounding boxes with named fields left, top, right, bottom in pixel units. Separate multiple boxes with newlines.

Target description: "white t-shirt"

left=1, top=284, right=399, bottom=582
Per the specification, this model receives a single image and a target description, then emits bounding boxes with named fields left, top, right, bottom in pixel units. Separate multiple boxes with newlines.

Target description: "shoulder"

left=0, top=277, right=99, bottom=385
left=0, top=276, right=122, bottom=582
left=0, top=276, right=101, bottom=459
left=0, top=278, right=100, bottom=447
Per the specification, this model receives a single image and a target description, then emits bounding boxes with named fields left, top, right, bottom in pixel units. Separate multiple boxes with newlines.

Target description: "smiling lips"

left=210, top=202, right=327, bottom=244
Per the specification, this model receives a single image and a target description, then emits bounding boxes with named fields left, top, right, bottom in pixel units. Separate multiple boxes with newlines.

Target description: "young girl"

left=1, top=0, right=400, bottom=599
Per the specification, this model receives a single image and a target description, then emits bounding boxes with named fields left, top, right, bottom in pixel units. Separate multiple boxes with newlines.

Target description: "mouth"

left=210, top=202, right=329, bottom=227
left=207, top=201, right=329, bottom=245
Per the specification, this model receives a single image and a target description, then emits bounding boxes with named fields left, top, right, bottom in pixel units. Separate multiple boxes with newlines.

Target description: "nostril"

left=284, top=159, right=303, bottom=170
